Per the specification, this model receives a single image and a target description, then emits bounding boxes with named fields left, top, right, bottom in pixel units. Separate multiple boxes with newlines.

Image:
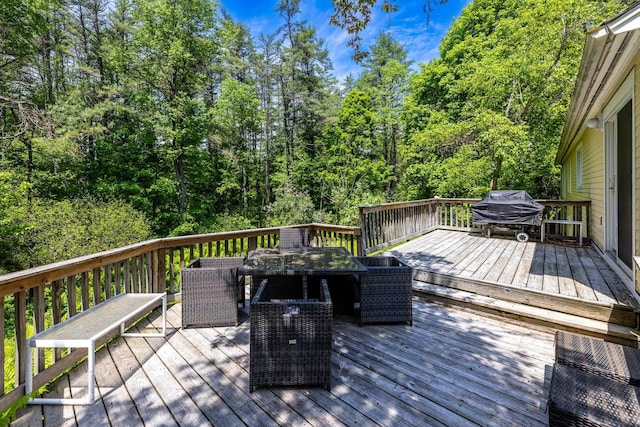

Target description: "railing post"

left=359, top=206, right=368, bottom=255
left=248, top=236, right=258, bottom=252
left=356, top=232, right=365, bottom=256
left=14, top=290, right=26, bottom=390
left=157, top=248, right=166, bottom=294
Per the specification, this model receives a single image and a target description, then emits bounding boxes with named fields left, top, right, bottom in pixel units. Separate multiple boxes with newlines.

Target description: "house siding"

left=563, top=129, right=605, bottom=249
left=561, top=54, right=640, bottom=260
left=559, top=5, right=640, bottom=295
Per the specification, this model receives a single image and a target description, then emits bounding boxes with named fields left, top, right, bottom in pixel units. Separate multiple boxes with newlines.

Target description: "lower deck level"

left=13, top=299, right=555, bottom=426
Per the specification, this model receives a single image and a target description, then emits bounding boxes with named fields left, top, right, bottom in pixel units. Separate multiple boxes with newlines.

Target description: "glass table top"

left=240, top=247, right=366, bottom=275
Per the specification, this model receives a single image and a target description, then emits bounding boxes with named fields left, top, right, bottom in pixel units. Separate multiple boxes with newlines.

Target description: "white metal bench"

left=25, top=292, right=167, bottom=405
left=541, top=219, right=583, bottom=245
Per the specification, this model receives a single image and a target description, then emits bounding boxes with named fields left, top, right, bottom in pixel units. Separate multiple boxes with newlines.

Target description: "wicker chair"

left=356, top=256, right=413, bottom=326
left=278, top=227, right=310, bottom=249
left=548, top=331, right=640, bottom=426
left=250, top=274, right=303, bottom=301
left=548, top=363, right=640, bottom=426
left=181, top=257, right=245, bottom=327
left=555, top=331, right=640, bottom=385
left=189, top=257, right=246, bottom=307
left=250, top=278, right=332, bottom=392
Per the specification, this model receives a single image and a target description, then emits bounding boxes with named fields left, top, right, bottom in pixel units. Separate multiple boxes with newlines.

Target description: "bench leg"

left=27, top=341, right=97, bottom=405
left=121, top=294, right=167, bottom=338
left=87, top=342, right=95, bottom=404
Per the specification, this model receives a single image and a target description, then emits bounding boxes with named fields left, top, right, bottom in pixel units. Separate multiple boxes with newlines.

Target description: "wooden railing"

left=0, top=223, right=361, bottom=411
left=0, top=198, right=593, bottom=411
left=359, top=198, right=591, bottom=254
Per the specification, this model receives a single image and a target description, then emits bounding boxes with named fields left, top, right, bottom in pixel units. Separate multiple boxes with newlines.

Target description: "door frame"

left=603, top=70, right=635, bottom=277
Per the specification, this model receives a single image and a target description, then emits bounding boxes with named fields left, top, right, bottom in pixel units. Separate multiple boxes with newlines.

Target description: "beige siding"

left=562, top=54, right=640, bottom=272
left=563, top=129, right=605, bottom=249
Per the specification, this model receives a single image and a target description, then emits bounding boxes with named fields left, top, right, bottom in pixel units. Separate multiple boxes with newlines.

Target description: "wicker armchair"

left=189, top=257, right=246, bottom=307
left=181, top=257, right=245, bottom=327
left=278, top=227, right=310, bottom=249
left=548, top=331, right=640, bottom=426
left=549, top=363, right=640, bottom=426
left=554, top=331, right=640, bottom=385
left=356, top=256, right=413, bottom=326
left=250, top=278, right=333, bottom=392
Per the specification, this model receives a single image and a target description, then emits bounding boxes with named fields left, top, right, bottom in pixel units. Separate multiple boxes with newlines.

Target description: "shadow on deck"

left=11, top=230, right=640, bottom=426
left=14, top=301, right=555, bottom=427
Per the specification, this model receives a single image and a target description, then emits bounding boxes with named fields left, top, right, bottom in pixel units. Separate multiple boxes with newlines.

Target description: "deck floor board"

left=387, top=230, right=637, bottom=308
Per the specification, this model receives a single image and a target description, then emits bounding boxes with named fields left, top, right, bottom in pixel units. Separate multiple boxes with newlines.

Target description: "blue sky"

left=220, top=0, right=471, bottom=81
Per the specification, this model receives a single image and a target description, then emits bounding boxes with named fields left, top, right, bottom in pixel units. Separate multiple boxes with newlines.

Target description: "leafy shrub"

left=27, top=198, right=152, bottom=266
left=265, top=184, right=318, bottom=227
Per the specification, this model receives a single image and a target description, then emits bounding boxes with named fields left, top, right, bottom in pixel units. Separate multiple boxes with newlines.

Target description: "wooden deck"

left=13, top=299, right=555, bottom=426
left=12, top=230, right=638, bottom=426
left=384, top=229, right=639, bottom=309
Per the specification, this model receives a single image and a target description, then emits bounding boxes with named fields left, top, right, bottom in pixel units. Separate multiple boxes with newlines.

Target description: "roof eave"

left=557, top=3, right=640, bottom=165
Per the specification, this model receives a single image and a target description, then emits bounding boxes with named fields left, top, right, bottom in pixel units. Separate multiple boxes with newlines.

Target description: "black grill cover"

left=472, top=190, right=544, bottom=225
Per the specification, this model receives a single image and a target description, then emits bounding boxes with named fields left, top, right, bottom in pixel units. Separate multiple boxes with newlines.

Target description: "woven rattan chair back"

left=181, top=257, right=245, bottom=327
left=278, top=227, right=310, bottom=249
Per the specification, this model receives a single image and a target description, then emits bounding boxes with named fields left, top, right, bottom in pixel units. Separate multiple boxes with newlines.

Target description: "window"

left=564, top=162, right=572, bottom=196
left=576, top=146, right=583, bottom=190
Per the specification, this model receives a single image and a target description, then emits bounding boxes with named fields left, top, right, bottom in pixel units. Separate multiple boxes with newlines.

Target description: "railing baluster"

left=14, top=290, right=26, bottom=391
left=157, top=249, right=166, bottom=294
left=75, top=275, right=89, bottom=310
left=132, top=256, right=139, bottom=293
left=94, top=267, right=102, bottom=304
left=33, top=284, right=45, bottom=373
left=169, top=250, right=175, bottom=294
left=114, top=263, right=121, bottom=297
left=67, top=275, right=77, bottom=317
left=52, top=280, right=63, bottom=361
left=146, top=252, right=152, bottom=293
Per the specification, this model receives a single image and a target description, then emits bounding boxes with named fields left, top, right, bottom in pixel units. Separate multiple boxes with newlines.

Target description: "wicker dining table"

left=239, top=246, right=367, bottom=301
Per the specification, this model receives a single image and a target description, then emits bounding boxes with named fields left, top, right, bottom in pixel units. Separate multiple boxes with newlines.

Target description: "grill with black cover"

left=472, top=190, right=544, bottom=242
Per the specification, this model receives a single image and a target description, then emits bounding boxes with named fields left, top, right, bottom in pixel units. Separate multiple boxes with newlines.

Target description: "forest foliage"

left=0, top=0, right=631, bottom=272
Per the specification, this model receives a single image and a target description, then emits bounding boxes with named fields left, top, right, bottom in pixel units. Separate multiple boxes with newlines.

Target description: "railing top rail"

left=360, top=198, right=591, bottom=214
left=0, top=223, right=361, bottom=297
left=536, top=200, right=592, bottom=206
left=359, top=198, right=478, bottom=214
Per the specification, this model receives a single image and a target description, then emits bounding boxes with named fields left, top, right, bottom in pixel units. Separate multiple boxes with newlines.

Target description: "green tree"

left=356, top=33, right=410, bottom=196
left=401, top=0, right=628, bottom=199
left=0, top=173, right=29, bottom=273
left=212, top=78, right=263, bottom=215
left=265, top=183, right=317, bottom=227
left=128, top=0, right=218, bottom=226
left=318, top=89, right=389, bottom=224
